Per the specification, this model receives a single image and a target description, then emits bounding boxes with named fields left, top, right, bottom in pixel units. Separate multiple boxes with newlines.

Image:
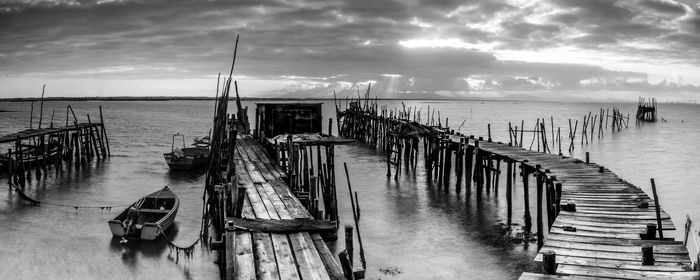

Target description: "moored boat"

left=108, top=186, right=179, bottom=241
left=163, top=133, right=209, bottom=170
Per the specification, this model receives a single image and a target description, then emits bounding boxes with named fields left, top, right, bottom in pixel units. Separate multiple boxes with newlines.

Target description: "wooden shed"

left=255, top=103, right=323, bottom=139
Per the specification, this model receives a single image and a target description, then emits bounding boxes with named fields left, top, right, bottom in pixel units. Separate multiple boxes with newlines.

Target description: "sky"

left=0, top=0, right=699, bottom=101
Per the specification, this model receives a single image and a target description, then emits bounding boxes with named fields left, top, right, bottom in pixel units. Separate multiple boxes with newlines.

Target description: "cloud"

left=639, top=0, right=687, bottom=15
left=0, top=0, right=699, bottom=99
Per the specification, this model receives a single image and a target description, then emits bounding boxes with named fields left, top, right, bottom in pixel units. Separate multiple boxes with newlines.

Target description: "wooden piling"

left=522, top=162, right=532, bottom=233
left=345, top=225, right=354, bottom=266
left=506, top=160, right=513, bottom=227
left=650, top=178, right=664, bottom=239
left=543, top=250, right=557, bottom=274
left=536, top=172, right=544, bottom=249
left=642, top=244, right=655, bottom=265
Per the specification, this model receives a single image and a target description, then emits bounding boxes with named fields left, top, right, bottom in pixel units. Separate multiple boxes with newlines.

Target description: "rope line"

left=8, top=182, right=129, bottom=211
left=8, top=180, right=214, bottom=264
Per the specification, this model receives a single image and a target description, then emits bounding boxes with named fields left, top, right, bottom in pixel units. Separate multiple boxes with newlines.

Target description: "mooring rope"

left=152, top=192, right=217, bottom=263
left=10, top=181, right=215, bottom=263
left=8, top=182, right=129, bottom=211
left=157, top=216, right=211, bottom=263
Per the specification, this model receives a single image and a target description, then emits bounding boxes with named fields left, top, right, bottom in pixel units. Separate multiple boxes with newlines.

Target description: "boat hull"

left=163, top=147, right=209, bottom=170
left=107, top=187, right=179, bottom=241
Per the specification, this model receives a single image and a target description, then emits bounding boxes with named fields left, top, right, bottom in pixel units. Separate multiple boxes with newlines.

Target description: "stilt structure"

left=337, top=93, right=697, bottom=279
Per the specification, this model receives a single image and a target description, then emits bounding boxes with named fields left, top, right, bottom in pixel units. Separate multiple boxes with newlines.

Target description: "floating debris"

left=379, top=266, right=402, bottom=276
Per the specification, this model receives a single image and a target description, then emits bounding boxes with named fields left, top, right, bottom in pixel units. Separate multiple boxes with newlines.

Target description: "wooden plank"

left=556, top=264, right=700, bottom=279
left=572, top=209, right=669, bottom=217
left=549, top=226, right=641, bottom=239
left=261, top=182, right=293, bottom=220
left=252, top=232, right=280, bottom=280
left=535, top=246, right=692, bottom=263
left=537, top=255, right=691, bottom=272
left=271, top=233, right=301, bottom=280
left=235, top=232, right=256, bottom=280
left=228, top=218, right=337, bottom=233
left=555, top=216, right=676, bottom=231
left=270, top=180, right=312, bottom=219
left=236, top=143, right=267, bottom=183
left=311, top=233, right=346, bottom=280
left=289, top=232, right=331, bottom=280
left=225, top=231, right=235, bottom=280
left=255, top=183, right=281, bottom=220
left=541, top=240, right=689, bottom=255
left=242, top=194, right=256, bottom=219
left=519, top=272, right=594, bottom=279
left=546, top=232, right=686, bottom=247
left=247, top=183, right=272, bottom=219
left=552, top=223, right=647, bottom=234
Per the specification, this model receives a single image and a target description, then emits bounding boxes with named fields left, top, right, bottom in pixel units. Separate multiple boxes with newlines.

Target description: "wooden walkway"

left=335, top=98, right=697, bottom=279
left=464, top=139, right=698, bottom=279
left=225, top=135, right=344, bottom=280
left=0, top=123, right=104, bottom=144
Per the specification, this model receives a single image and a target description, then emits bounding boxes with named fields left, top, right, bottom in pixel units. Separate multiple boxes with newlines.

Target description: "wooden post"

left=464, top=144, right=473, bottom=196
left=354, top=191, right=361, bottom=221
left=344, top=163, right=365, bottom=269
left=642, top=244, right=654, bottom=265
left=29, top=100, right=34, bottom=129
left=329, top=118, right=333, bottom=136
left=557, top=127, right=561, bottom=155
left=487, top=123, right=492, bottom=142
left=506, top=160, right=513, bottom=227
left=443, top=142, right=452, bottom=189
left=523, top=163, right=532, bottom=233
left=338, top=250, right=356, bottom=280
left=650, top=178, right=663, bottom=239
left=585, top=152, right=589, bottom=164
left=555, top=183, right=562, bottom=215
left=38, top=85, right=46, bottom=129
left=645, top=223, right=657, bottom=240
left=494, top=159, right=501, bottom=195
left=537, top=172, right=544, bottom=249
left=543, top=250, right=556, bottom=274
left=345, top=225, right=354, bottom=266
left=474, top=141, right=483, bottom=197
left=546, top=180, right=554, bottom=230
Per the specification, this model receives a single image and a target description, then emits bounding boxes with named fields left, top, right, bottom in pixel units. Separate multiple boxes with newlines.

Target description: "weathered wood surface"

left=228, top=217, right=337, bottom=233
left=0, top=122, right=105, bottom=143
left=461, top=140, right=697, bottom=279
left=226, top=135, right=344, bottom=280
left=337, top=104, right=694, bottom=279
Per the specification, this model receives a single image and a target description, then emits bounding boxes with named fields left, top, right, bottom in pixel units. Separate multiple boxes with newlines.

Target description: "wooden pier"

left=1, top=106, right=110, bottom=187
left=221, top=134, right=344, bottom=280
left=203, top=38, right=347, bottom=279
left=336, top=96, right=698, bottom=279
left=475, top=139, right=697, bottom=279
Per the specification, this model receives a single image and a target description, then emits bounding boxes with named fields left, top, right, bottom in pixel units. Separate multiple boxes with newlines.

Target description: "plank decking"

left=466, top=139, right=698, bottom=279
left=335, top=100, right=697, bottom=279
left=226, top=135, right=344, bottom=280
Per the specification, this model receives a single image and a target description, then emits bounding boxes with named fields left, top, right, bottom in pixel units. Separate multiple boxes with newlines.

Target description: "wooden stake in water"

left=344, top=163, right=366, bottom=269
left=650, top=178, right=663, bottom=239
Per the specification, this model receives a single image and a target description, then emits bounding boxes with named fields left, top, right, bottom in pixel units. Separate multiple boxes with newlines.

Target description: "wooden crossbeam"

left=226, top=217, right=337, bottom=233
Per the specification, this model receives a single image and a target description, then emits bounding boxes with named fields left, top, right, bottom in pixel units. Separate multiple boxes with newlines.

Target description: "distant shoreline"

left=0, top=96, right=643, bottom=104
left=0, top=96, right=483, bottom=102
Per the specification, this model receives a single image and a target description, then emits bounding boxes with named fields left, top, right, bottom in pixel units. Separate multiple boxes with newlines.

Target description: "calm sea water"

left=0, top=99, right=698, bottom=280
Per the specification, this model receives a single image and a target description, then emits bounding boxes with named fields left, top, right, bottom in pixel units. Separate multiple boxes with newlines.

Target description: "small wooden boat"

left=163, top=133, right=209, bottom=170
left=108, top=186, right=179, bottom=241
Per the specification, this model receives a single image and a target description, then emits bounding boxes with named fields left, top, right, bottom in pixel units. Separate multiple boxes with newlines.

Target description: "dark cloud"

left=639, top=0, right=687, bottom=14
left=0, top=0, right=698, bottom=98
left=501, top=21, right=560, bottom=40
left=549, top=0, right=635, bottom=22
